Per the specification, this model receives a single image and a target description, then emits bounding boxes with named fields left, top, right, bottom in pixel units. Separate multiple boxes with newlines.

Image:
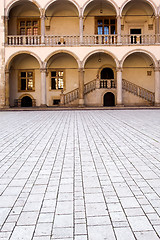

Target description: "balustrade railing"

left=122, top=79, right=155, bottom=103
left=83, top=34, right=117, bottom=45
left=121, top=34, right=156, bottom=45
left=7, top=34, right=160, bottom=46
left=64, top=88, right=79, bottom=104
left=7, top=35, right=41, bottom=45
left=84, top=79, right=97, bottom=94
left=100, top=79, right=116, bottom=89
left=45, top=35, right=80, bottom=46
left=61, top=78, right=154, bottom=105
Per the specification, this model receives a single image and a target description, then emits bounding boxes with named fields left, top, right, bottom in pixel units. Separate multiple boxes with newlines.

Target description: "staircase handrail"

left=122, top=79, right=155, bottom=102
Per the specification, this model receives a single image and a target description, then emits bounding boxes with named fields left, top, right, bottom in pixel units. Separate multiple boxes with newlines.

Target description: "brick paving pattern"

left=0, top=110, right=160, bottom=240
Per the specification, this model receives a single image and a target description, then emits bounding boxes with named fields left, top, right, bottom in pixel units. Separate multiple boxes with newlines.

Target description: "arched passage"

left=84, top=51, right=117, bottom=81
left=45, top=0, right=79, bottom=36
left=101, top=68, right=114, bottom=79
left=103, top=92, right=115, bottom=106
left=122, top=51, right=156, bottom=105
left=7, top=53, right=41, bottom=107
left=82, top=0, right=118, bottom=41
left=120, top=0, right=157, bottom=42
left=83, top=51, right=117, bottom=106
left=45, top=52, right=79, bottom=106
left=7, top=0, right=41, bottom=36
left=21, top=96, right=32, bottom=107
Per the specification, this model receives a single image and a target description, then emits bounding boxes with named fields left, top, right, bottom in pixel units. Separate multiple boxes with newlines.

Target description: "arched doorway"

left=21, top=96, right=32, bottom=107
left=101, top=68, right=114, bottom=79
left=104, top=92, right=115, bottom=106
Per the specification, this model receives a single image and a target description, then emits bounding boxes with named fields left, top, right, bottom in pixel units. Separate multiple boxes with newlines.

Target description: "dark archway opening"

left=21, top=96, right=32, bottom=107
left=101, top=68, right=114, bottom=79
left=104, top=92, right=115, bottom=106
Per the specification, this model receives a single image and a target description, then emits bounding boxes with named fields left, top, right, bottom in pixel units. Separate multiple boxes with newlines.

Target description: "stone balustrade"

left=121, top=34, right=156, bottom=45
left=45, top=35, right=80, bottom=46
left=122, top=79, right=155, bottom=103
left=7, top=35, right=41, bottom=45
left=83, top=34, right=118, bottom=45
left=7, top=34, right=160, bottom=46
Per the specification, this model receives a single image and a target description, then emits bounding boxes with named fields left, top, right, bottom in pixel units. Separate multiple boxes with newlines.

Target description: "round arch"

left=44, top=0, right=80, bottom=16
left=158, top=6, right=160, bottom=15
left=103, top=91, right=115, bottom=106
left=120, top=49, right=158, bottom=68
left=82, top=50, right=119, bottom=69
left=19, top=93, right=34, bottom=100
left=19, top=94, right=34, bottom=107
left=120, top=0, right=158, bottom=17
left=44, top=50, right=81, bottom=68
left=5, top=0, right=42, bottom=17
left=82, top=0, right=119, bottom=17
left=5, top=51, right=42, bottom=71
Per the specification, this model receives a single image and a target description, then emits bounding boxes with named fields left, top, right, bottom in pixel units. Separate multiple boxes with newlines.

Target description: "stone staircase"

left=122, top=79, right=155, bottom=103
left=62, top=79, right=155, bottom=105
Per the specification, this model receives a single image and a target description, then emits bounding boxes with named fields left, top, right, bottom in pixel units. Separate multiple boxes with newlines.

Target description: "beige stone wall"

left=123, top=53, right=155, bottom=92
left=0, top=0, right=5, bottom=107
left=2, top=0, right=160, bottom=107
left=46, top=53, right=79, bottom=106
left=9, top=54, right=41, bottom=106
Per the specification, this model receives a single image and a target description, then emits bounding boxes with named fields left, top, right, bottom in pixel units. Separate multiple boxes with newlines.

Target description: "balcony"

left=6, top=34, right=160, bottom=46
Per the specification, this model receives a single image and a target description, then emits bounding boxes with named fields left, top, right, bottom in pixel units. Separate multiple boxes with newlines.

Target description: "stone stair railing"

left=63, top=88, right=79, bottom=105
left=62, top=79, right=116, bottom=105
left=122, top=79, right=155, bottom=103
left=62, top=79, right=97, bottom=105
left=84, top=79, right=97, bottom=94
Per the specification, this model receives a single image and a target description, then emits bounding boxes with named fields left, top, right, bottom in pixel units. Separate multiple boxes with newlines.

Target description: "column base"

left=116, top=104, right=124, bottom=107
left=79, top=99, right=85, bottom=107
left=154, top=103, right=160, bottom=107
left=40, top=104, right=47, bottom=107
left=4, top=105, right=10, bottom=108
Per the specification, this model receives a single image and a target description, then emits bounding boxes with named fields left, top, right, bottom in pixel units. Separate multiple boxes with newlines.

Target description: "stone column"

left=40, top=68, right=47, bottom=106
left=60, top=90, right=65, bottom=106
left=41, top=14, right=45, bottom=45
left=78, top=68, right=84, bottom=106
left=79, top=14, right=84, bottom=45
left=155, top=16, right=159, bottom=43
left=5, top=16, right=8, bottom=44
left=154, top=67, right=160, bottom=106
left=5, top=70, right=10, bottom=107
left=117, top=15, right=121, bottom=44
left=0, top=9, right=5, bottom=108
left=116, top=67, right=123, bottom=106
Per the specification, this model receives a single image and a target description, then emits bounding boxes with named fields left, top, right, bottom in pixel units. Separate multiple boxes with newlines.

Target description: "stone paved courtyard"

left=0, top=110, right=160, bottom=240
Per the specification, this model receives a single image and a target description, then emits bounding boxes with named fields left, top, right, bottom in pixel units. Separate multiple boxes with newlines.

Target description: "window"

left=51, top=70, right=64, bottom=90
left=18, top=19, right=40, bottom=35
left=95, top=17, right=116, bottom=35
left=18, top=71, right=35, bottom=91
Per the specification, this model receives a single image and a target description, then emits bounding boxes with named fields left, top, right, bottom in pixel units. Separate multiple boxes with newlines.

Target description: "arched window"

left=101, top=68, right=114, bottom=79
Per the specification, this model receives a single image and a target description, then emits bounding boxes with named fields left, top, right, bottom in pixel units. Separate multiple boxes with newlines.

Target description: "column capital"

left=4, top=15, right=9, bottom=21
left=40, top=10, right=45, bottom=19
left=116, top=15, right=122, bottom=19
left=116, top=67, right=123, bottom=72
left=154, top=67, right=160, bottom=72
left=79, top=15, right=84, bottom=20
left=5, top=70, right=10, bottom=74
left=40, top=68, right=47, bottom=73
left=78, top=68, right=85, bottom=73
